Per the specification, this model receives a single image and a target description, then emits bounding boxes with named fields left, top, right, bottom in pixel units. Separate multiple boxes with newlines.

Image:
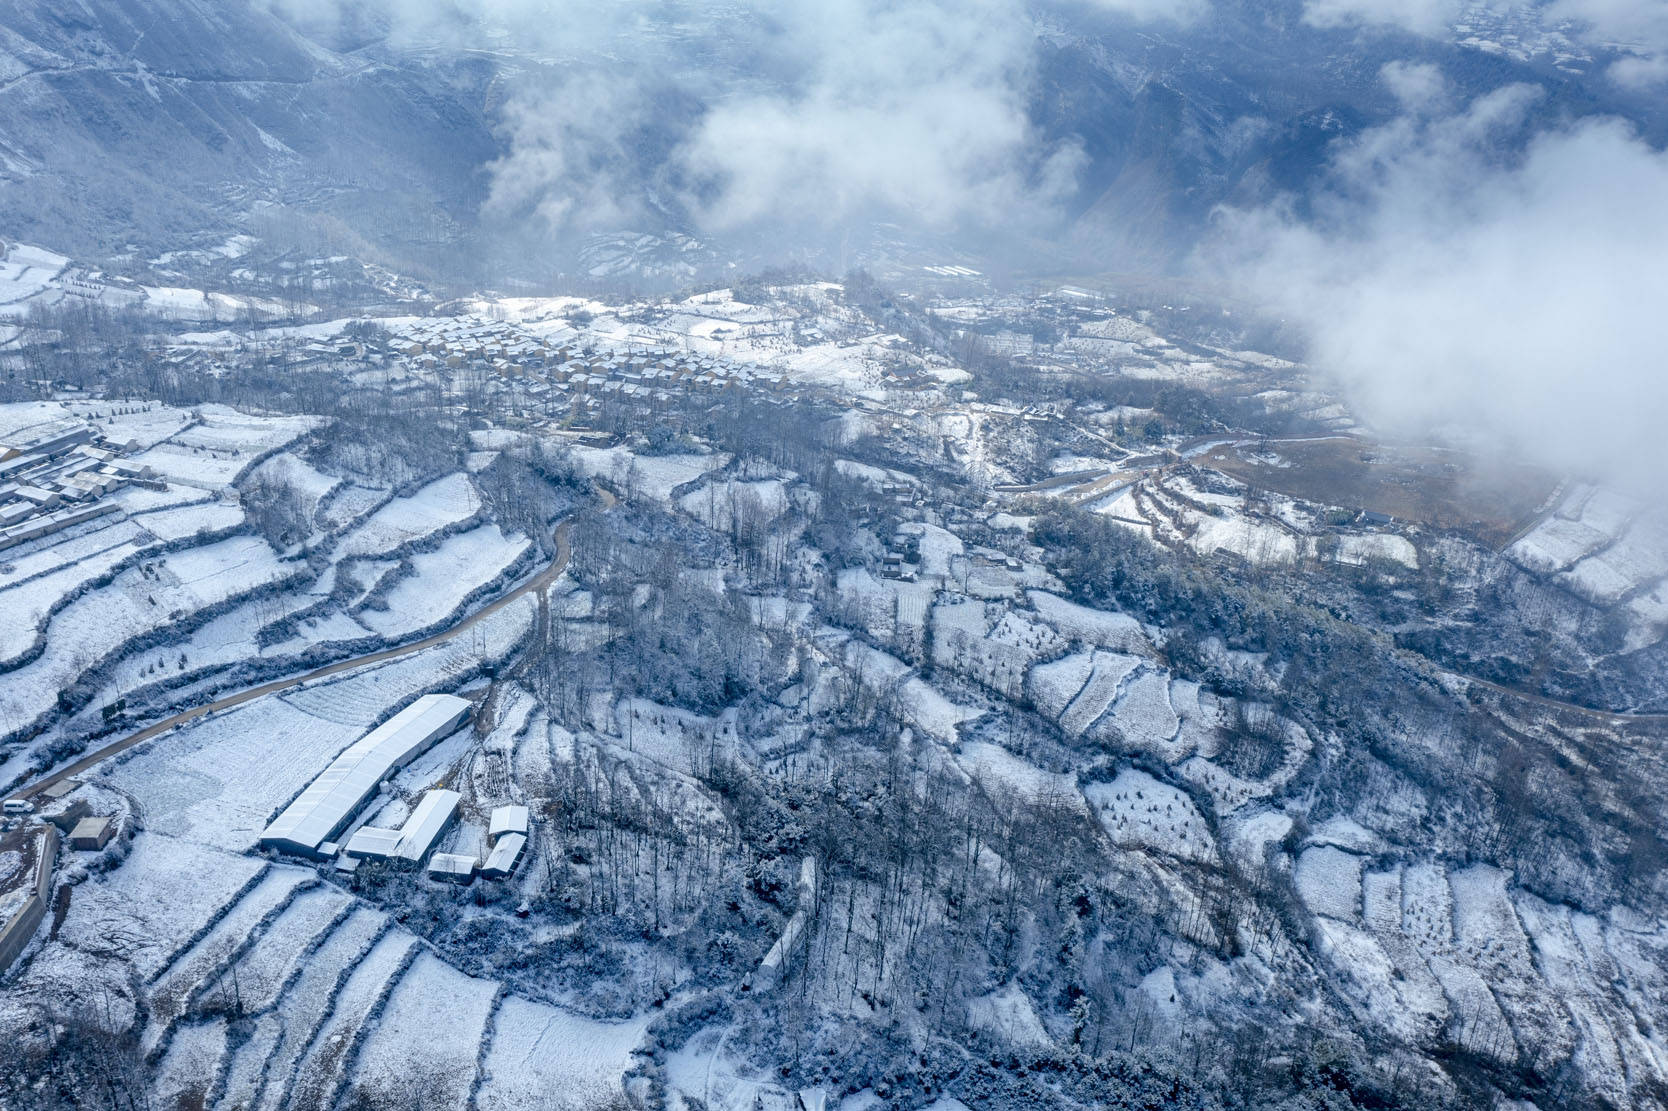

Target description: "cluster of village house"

left=0, top=421, right=159, bottom=551
left=158, top=311, right=939, bottom=430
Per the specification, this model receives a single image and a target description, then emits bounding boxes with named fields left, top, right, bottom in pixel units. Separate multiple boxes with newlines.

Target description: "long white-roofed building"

left=342, top=789, right=462, bottom=864
left=395, top=789, right=461, bottom=863
left=260, top=694, right=471, bottom=856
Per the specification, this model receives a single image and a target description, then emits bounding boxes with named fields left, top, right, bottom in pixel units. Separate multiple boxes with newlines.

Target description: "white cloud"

left=263, top=0, right=1213, bottom=240
left=1547, top=0, right=1668, bottom=86
left=1078, top=0, right=1212, bottom=24
left=676, top=0, right=1085, bottom=235
left=1213, top=82, right=1668, bottom=489
left=1300, top=0, right=1470, bottom=36
left=1296, top=0, right=1668, bottom=85
left=1380, top=60, right=1450, bottom=111
left=482, top=71, right=657, bottom=234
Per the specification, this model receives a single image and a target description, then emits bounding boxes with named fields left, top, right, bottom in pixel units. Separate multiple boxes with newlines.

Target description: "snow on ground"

left=318, top=484, right=387, bottom=533
left=130, top=442, right=254, bottom=489
left=357, top=524, right=529, bottom=638
left=0, top=526, right=149, bottom=662
left=1559, top=517, right=1668, bottom=605
left=338, top=472, right=481, bottom=556
left=833, top=638, right=982, bottom=741
left=140, top=285, right=292, bottom=322
left=898, top=522, right=964, bottom=578
left=0, top=400, right=76, bottom=440
left=1311, top=918, right=1417, bottom=1040
left=954, top=741, right=1082, bottom=809
left=287, top=930, right=420, bottom=1109
left=1101, top=669, right=1182, bottom=757
left=71, top=401, right=196, bottom=447
left=1058, top=651, right=1143, bottom=738
left=835, top=568, right=933, bottom=642
left=1224, top=809, right=1293, bottom=871
left=1026, top=651, right=1095, bottom=720
left=476, top=996, right=650, bottom=1111
left=1028, top=591, right=1149, bottom=652
left=1401, top=863, right=1455, bottom=948
left=142, top=866, right=314, bottom=1053
left=1449, top=864, right=1531, bottom=961
left=131, top=500, right=245, bottom=540
left=247, top=451, right=342, bottom=508
left=49, top=835, right=266, bottom=982
left=932, top=599, right=1062, bottom=694
left=105, top=699, right=363, bottom=852
left=1188, top=510, right=1301, bottom=565
left=1508, top=516, right=1610, bottom=573
left=1334, top=533, right=1419, bottom=569
left=1176, top=755, right=1263, bottom=815
left=1296, top=845, right=1365, bottom=922
left=679, top=478, right=789, bottom=529
left=0, top=536, right=292, bottom=735
left=347, top=952, right=499, bottom=1107
left=207, top=883, right=354, bottom=1014
left=150, top=1018, right=228, bottom=1110
left=966, top=982, right=1053, bottom=1048
left=220, top=906, right=389, bottom=1111
left=174, top=406, right=316, bottom=454
left=610, top=698, right=732, bottom=777
left=1085, top=769, right=1217, bottom=864
left=0, top=242, right=68, bottom=310
left=567, top=446, right=728, bottom=502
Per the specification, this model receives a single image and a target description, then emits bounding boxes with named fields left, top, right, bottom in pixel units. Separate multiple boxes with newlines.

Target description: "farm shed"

left=68, top=816, right=115, bottom=851
left=480, top=833, right=527, bottom=880
left=341, top=789, right=462, bottom=864
left=428, top=853, right=478, bottom=885
left=395, top=790, right=461, bottom=863
left=0, top=824, right=58, bottom=974
left=488, top=805, right=529, bottom=842
left=343, top=826, right=404, bottom=860
left=259, top=694, right=471, bottom=856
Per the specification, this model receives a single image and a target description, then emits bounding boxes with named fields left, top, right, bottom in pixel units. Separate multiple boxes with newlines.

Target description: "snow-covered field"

left=569, top=446, right=728, bottom=502
left=338, top=472, right=482, bottom=556
left=1085, top=769, right=1217, bottom=864
left=357, top=524, right=529, bottom=638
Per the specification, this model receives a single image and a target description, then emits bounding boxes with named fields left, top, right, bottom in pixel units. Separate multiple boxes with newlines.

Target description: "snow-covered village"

left=3, top=2, right=1668, bottom=1109
left=0, top=221, right=1664, bottom=1111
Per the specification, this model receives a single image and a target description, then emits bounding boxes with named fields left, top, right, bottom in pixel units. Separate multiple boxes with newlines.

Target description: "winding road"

left=9, top=518, right=575, bottom=803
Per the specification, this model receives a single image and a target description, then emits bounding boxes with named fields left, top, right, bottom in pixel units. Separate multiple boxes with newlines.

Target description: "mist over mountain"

left=4, top=0, right=1661, bottom=282
left=2, top=5, right=1667, bottom=1111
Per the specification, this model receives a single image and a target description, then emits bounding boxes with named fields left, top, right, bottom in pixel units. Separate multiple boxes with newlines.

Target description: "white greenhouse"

left=259, top=694, right=471, bottom=856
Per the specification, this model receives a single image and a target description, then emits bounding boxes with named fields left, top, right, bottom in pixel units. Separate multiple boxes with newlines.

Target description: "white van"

left=2, top=798, right=34, bottom=815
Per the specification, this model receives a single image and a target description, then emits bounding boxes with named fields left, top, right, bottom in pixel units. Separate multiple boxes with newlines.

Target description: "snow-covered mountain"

left=0, top=0, right=1659, bottom=285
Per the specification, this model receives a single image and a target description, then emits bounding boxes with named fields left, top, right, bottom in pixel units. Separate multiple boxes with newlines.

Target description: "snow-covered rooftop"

left=395, top=789, right=461, bottom=863
left=259, top=694, right=470, bottom=856
left=481, top=832, right=526, bottom=879
left=488, top=804, right=529, bottom=842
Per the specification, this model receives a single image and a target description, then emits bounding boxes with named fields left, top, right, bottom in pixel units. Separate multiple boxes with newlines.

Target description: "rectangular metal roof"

left=488, top=805, right=529, bottom=841
left=259, top=694, right=470, bottom=855
left=481, top=833, right=527, bottom=878
left=428, top=852, right=478, bottom=879
left=343, top=826, right=403, bottom=859
left=395, top=789, right=461, bottom=863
